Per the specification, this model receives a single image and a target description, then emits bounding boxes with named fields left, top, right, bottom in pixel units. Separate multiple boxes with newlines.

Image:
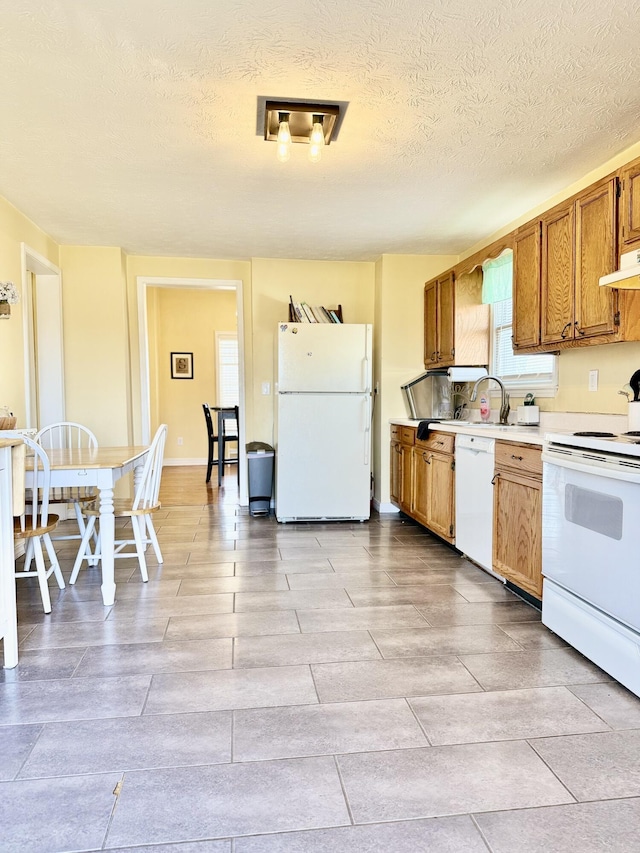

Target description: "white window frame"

left=215, top=331, right=239, bottom=408
left=490, top=297, right=558, bottom=397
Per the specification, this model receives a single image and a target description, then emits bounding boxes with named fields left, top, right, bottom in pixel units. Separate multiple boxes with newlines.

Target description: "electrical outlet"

left=177, top=436, right=183, bottom=445
left=588, top=370, right=599, bottom=392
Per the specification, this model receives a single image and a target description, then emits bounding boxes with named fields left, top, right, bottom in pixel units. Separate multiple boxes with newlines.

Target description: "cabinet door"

left=438, top=273, right=455, bottom=366
left=400, top=444, right=413, bottom=512
left=424, top=279, right=439, bottom=366
left=493, top=469, right=542, bottom=598
left=411, top=447, right=430, bottom=526
left=620, top=159, right=640, bottom=249
left=513, top=223, right=541, bottom=349
left=390, top=441, right=401, bottom=505
left=426, top=451, right=455, bottom=542
left=542, top=202, right=575, bottom=345
left=574, top=179, right=618, bottom=339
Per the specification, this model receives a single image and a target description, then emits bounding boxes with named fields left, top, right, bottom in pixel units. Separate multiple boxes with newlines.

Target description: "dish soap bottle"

left=479, top=395, right=490, bottom=422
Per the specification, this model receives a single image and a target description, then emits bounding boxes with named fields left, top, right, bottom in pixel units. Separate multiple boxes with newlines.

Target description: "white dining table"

left=25, top=445, right=150, bottom=607
left=1, top=438, right=25, bottom=668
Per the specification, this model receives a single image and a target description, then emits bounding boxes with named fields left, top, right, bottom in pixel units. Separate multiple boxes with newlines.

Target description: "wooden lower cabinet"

left=493, top=442, right=543, bottom=599
left=390, top=426, right=455, bottom=544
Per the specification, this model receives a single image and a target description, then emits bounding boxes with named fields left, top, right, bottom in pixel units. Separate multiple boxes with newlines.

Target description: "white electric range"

left=542, top=429, right=640, bottom=697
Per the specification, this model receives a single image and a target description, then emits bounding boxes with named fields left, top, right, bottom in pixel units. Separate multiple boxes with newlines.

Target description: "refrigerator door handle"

left=362, top=357, right=371, bottom=392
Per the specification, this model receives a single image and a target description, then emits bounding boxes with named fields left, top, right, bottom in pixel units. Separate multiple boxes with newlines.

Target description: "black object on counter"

left=629, top=370, right=640, bottom=401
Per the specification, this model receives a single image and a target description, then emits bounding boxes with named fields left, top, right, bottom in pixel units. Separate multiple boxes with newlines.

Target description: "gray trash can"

left=246, top=442, right=274, bottom=516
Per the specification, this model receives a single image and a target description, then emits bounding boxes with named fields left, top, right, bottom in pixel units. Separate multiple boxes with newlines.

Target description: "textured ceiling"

left=1, top=0, right=640, bottom=261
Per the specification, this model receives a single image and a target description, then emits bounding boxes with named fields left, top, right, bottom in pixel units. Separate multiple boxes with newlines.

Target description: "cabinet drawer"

left=495, top=441, right=542, bottom=477
left=416, top=431, right=454, bottom=455
left=400, top=427, right=416, bottom=445
left=390, top=425, right=400, bottom=441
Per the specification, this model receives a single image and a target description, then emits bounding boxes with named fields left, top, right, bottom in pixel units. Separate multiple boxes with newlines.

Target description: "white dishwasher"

left=455, top=433, right=502, bottom=577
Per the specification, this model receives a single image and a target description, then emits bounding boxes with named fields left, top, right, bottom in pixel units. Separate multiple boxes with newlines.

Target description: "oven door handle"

left=542, top=451, right=640, bottom=484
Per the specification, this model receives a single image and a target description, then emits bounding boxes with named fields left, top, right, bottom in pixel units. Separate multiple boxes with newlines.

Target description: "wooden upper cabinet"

left=424, top=279, right=438, bottom=365
left=620, top=158, right=640, bottom=251
left=424, top=269, right=488, bottom=368
left=541, top=201, right=575, bottom=345
left=438, top=273, right=455, bottom=366
left=575, top=179, right=618, bottom=339
left=513, top=223, right=541, bottom=349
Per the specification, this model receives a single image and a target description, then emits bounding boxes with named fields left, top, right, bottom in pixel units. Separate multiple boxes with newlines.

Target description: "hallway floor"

left=3, top=468, right=640, bottom=852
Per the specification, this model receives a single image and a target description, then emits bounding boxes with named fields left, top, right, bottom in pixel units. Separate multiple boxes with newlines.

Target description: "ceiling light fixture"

left=264, top=100, right=339, bottom=163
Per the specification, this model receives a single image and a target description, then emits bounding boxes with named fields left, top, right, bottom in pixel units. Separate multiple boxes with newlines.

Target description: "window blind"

left=493, top=298, right=555, bottom=382
left=216, top=334, right=239, bottom=407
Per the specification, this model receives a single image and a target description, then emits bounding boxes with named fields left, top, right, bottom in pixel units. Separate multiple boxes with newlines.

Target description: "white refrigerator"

left=275, top=322, right=373, bottom=522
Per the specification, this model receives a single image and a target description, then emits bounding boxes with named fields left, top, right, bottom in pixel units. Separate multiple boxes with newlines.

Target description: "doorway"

left=136, top=276, right=247, bottom=505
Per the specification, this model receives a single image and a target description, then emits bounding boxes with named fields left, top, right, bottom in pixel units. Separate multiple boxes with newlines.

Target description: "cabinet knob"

left=491, top=473, right=500, bottom=485
left=511, top=454, right=524, bottom=461
left=575, top=321, right=585, bottom=336
left=560, top=322, right=572, bottom=339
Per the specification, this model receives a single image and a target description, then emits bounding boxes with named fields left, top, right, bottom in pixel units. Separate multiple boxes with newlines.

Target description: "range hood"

left=600, top=249, right=640, bottom=289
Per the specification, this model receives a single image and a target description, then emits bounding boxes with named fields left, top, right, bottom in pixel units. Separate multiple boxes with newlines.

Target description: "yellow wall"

left=250, top=258, right=376, bottom=447
left=58, top=246, right=131, bottom=445
left=0, top=196, right=59, bottom=425
left=374, top=254, right=458, bottom=507
left=148, top=286, right=237, bottom=460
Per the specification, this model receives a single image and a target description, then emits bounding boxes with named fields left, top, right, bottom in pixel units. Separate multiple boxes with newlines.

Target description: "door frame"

left=21, top=244, right=65, bottom=429
left=136, top=276, right=247, bottom=504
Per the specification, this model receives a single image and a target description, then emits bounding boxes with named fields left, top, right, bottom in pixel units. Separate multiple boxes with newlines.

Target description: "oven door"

left=542, top=451, right=640, bottom=632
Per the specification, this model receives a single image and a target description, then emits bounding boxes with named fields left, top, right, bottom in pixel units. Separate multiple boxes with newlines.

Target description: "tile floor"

left=3, top=478, right=640, bottom=852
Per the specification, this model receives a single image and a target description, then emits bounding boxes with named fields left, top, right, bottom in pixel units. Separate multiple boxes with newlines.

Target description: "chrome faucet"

left=470, top=375, right=510, bottom=425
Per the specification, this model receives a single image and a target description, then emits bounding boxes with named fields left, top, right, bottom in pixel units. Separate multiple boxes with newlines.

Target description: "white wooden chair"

left=35, top=422, right=98, bottom=548
left=14, top=437, right=65, bottom=613
left=70, top=424, right=168, bottom=584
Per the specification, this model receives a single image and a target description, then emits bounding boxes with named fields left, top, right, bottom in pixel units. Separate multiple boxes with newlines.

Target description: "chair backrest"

left=132, top=424, right=168, bottom=512
left=20, top=436, right=53, bottom=532
left=36, top=422, right=98, bottom=451
left=202, top=404, right=214, bottom=440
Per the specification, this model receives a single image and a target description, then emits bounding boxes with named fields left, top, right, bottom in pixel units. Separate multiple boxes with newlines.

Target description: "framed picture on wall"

left=171, top=351, right=194, bottom=379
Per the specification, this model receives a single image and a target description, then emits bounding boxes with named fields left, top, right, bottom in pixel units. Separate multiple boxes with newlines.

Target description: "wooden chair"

left=202, top=404, right=219, bottom=484
left=70, top=424, right=168, bottom=584
left=35, top=422, right=98, bottom=547
left=218, top=405, right=239, bottom=486
left=14, top=436, right=65, bottom=613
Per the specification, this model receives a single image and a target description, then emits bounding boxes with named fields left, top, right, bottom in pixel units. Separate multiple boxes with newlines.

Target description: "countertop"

left=390, top=418, right=545, bottom=445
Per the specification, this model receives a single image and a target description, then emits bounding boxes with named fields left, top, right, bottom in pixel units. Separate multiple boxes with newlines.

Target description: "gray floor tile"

left=106, top=758, right=350, bottom=846
left=139, top=563, right=235, bottom=579
left=189, top=548, right=281, bottom=564
left=73, top=638, right=232, bottom=677
left=107, top=593, right=234, bottom=619
left=178, top=576, right=289, bottom=595
left=347, top=586, right=466, bottom=607
left=235, top=559, right=333, bottom=576
left=20, top=618, right=169, bottom=649
left=337, top=742, right=573, bottom=822
left=475, top=798, right=640, bottom=853
left=105, top=843, right=230, bottom=852
left=0, top=647, right=87, bottom=682
left=235, top=590, right=353, bottom=612
left=19, top=711, right=232, bottom=777
left=0, top=724, right=42, bottom=780
left=234, top=631, right=381, bottom=668
left=233, top=698, right=427, bottom=761
left=531, top=729, right=640, bottom=800
left=385, top=568, right=479, bottom=584
left=371, top=624, right=521, bottom=657
left=418, top=599, right=541, bottom=626
left=234, top=815, right=487, bottom=852
left=286, top=572, right=394, bottom=590
left=279, top=546, right=369, bottom=560
left=329, top=555, right=429, bottom=571
left=0, top=675, right=151, bottom=725
left=311, top=656, right=482, bottom=702
left=497, top=620, right=568, bottom=649
left=144, top=665, right=318, bottom=714
left=166, top=611, right=300, bottom=641
left=569, top=682, right=640, bottom=729
left=452, top=582, right=518, bottom=603
left=459, top=648, right=613, bottom=690
left=87, top=579, right=183, bottom=600
left=0, top=772, right=121, bottom=853
left=297, top=605, right=428, bottom=633
left=410, top=686, right=610, bottom=745
left=17, top=599, right=114, bottom=623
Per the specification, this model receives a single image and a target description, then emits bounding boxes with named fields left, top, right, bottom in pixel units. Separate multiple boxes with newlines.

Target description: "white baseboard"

left=374, top=500, right=400, bottom=514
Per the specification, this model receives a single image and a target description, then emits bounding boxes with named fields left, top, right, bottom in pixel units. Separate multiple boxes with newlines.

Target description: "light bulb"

left=308, top=116, right=325, bottom=163
left=277, top=117, right=291, bottom=146
left=276, top=141, right=290, bottom=163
